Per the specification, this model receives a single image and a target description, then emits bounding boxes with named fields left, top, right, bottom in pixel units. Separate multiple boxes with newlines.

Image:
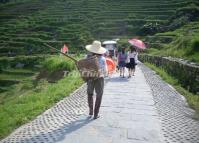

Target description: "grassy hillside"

left=142, top=2, right=199, bottom=63
left=0, top=0, right=198, bottom=139
left=144, top=19, right=199, bottom=63
left=0, top=55, right=82, bottom=139
left=0, top=0, right=194, bottom=55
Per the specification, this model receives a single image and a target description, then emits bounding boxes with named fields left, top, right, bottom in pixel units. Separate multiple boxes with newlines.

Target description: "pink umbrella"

left=128, top=38, right=146, bottom=49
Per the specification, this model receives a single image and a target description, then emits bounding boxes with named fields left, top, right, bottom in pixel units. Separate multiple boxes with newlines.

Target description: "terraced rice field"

left=0, top=68, right=38, bottom=103
left=144, top=19, right=199, bottom=63
left=0, top=0, right=194, bottom=55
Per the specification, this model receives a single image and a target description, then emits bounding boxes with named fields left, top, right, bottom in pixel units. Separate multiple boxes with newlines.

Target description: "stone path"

left=56, top=66, right=164, bottom=143
left=140, top=64, right=199, bottom=143
left=1, top=64, right=199, bottom=143
left=1, top=85, right=88, bottom=143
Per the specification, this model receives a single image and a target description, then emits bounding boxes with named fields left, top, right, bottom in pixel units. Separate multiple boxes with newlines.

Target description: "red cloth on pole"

left=61, top=44, right=69, bottom=53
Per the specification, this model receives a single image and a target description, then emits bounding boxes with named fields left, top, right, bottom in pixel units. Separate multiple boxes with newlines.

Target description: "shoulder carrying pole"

left=43, top=43, right=78, bottom=63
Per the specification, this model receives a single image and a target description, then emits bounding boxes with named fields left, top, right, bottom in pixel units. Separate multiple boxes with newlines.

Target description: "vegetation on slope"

left=42, top=56, right=76, bottom=73
left=144, top=21, right=199, bottom=63
left=0, top=0, right=193, bottom=55
left=142, top=2, right=199, bottom=63
left=139, top=2, right=199, bottom=35
left=0, top=56, right=83, bottom=139
left=0, top=0, right=198, bottom=139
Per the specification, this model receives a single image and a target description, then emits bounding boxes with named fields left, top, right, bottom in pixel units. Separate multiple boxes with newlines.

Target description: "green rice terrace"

left=144, top=14, right=199, bottom=62
left=0, top=0, right=198, bottom=55
left=0, top=0, right=199, bottom=142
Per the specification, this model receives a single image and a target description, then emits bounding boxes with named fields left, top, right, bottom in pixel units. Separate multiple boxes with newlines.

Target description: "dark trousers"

left=87, top=77, right=104, bottom=117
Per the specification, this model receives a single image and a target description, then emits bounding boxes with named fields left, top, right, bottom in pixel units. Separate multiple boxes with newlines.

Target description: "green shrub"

left=191, top=39, right=199, bottom=52
left=117, top=38, right=129, bottom=49
left=42, top=56, right=76, bottom=73
left=0, top=71, right=83, bottom=139
left=0, top=56, right=45, bottom=71
left=174, top=4, right=199, bottom=20
left=145, top=48, right=160, bottom=55
left=0, top=58, right=11, bottom=71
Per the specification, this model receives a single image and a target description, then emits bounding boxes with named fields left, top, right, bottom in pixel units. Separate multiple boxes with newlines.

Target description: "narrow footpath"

left=56, top=66, right=164, bottom=143
left=1, top=65, right=199, bottom=143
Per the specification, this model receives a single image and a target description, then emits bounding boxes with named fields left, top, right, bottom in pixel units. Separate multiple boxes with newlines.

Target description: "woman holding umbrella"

left=127, top=38, right=146, bottom=77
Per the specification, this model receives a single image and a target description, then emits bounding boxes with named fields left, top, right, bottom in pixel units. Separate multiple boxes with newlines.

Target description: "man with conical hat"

left=85, top=40, right=108, bottom=119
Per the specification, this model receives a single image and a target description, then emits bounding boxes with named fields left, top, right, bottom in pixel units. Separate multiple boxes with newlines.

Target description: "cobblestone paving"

left=1, top=85, right=88, bottom=143
left=1, top=64, right=199, bottom=143
left=56, top=66, right=165, bottom=143
left=140, top=63, right=199, bottom=143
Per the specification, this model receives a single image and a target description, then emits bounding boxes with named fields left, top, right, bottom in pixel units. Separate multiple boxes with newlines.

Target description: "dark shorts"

left=126, top=58, right=135, bottom=69
left=119, top=61, right=126, bottom=68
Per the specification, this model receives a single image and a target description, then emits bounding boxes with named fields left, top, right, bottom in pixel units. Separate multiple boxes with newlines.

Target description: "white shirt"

left=127, top=51, right=138, bottom=63
left=134, top=52, right=138, bottom=63
left=98, top=56, right=108, bottom=77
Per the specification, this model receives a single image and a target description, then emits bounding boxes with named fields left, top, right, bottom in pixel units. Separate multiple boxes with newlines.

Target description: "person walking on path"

left=126, top=46, right=138, bottom=77
left=118, top=48, right=127, bottom=78
left=85, top=40, right=108, bottom=119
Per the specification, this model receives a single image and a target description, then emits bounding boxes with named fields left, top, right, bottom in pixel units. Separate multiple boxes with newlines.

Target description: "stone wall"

left=139, top=54, right=199, bottom=95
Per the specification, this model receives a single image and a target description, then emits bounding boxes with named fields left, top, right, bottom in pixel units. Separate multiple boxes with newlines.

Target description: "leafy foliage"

left=42, top=56, right=76, bottom=73
left=144, top=21, right=199, bottom=63
left=138, top=3, right=199, bottom=35
left=0, top=54, right=83, bottom=139
left=0, top=56, right=45, bottom=71
left=0, top=70, right=83, bottom=139
left=0, top=0, right=193, bottom=55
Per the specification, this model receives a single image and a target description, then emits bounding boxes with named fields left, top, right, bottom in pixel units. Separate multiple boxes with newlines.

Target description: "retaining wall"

left=139, top=54, right=199, bottom=94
